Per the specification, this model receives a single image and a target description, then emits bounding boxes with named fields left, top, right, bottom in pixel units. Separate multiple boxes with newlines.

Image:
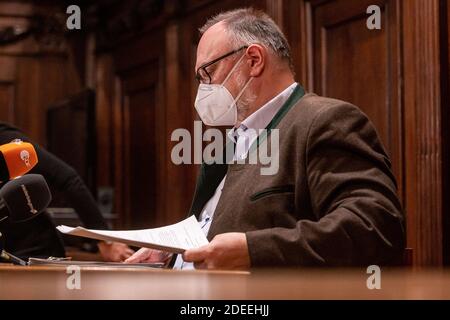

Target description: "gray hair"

left=199, top=8, right=294, bottom=72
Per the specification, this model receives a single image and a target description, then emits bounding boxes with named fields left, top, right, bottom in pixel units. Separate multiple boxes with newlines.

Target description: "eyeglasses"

left=195, top=46, right=248, bottom=84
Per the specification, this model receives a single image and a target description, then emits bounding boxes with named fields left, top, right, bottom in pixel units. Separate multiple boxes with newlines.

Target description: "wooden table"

left=1, top=264, right=449, bottom=300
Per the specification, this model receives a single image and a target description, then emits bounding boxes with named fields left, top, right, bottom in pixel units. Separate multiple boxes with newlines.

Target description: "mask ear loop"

left=220, top=50, right=254, bottom=103
left=233, top=76, right=253, bottom=102
left=221, top=52, right=247, bottom=86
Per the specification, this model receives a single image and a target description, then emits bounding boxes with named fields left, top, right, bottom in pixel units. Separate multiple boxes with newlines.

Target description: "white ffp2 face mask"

left=194, top=54, right=253, bottom=126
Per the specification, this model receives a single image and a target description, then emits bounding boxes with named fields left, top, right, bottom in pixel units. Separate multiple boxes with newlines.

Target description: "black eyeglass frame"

left=195, top=45, right=248, bottom=84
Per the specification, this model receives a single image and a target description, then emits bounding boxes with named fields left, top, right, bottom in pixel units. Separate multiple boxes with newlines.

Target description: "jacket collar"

left=189, top=84, right=306, bottom=217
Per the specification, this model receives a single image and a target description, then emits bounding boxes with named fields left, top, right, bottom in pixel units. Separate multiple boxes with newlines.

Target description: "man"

left=126, top=8, right=405, bottom=269
left=0, top=121, right=134, bottom=261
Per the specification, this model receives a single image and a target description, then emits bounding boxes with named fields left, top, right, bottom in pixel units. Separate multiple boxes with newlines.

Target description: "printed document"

left=57, top=215, right=208, bottom=254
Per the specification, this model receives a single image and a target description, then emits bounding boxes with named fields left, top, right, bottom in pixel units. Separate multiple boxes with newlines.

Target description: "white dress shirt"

left=173, top=82, right=298, bottom=269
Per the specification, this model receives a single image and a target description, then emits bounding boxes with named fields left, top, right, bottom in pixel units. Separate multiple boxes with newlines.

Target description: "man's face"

left=196, top=22, right=245, bottom=97
left=195, top=22, right=256, bottom=121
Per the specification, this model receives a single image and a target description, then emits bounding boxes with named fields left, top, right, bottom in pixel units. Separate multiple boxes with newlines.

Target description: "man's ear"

left=246, top=44, right=265, bottom=77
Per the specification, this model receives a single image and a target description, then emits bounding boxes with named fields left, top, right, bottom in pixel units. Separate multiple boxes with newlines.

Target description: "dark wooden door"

left=112, top=31, right=166, bottom=229
left=308, top=0, right=403, bottom=200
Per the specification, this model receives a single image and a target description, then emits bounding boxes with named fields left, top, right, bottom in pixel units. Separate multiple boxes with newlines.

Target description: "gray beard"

left=234, top=70, right=256, bottom=122
left=236, top=89, right=256, bottom=122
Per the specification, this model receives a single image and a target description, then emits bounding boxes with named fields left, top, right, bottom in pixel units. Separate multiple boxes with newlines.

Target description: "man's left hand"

left=98, top=242, right=135, bottom=262
left=182, top=232, right=250, bottom=270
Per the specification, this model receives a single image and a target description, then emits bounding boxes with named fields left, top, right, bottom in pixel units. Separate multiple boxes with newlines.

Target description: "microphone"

left=0, top=174, right=52, bottom=224
left=0, top=140, right=38, bottom=184
left=0, top=174, right=51, bottom=265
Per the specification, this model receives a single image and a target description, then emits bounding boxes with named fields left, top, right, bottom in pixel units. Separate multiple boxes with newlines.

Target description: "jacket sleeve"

left=0, top=126, right=108, bottom=230
left=245, top=103, right=405, bottom=266
left=31, top=145, right=109, bottom=230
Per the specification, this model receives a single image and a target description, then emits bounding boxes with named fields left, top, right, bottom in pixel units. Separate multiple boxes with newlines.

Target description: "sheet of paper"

left=56, top=215, right=209, bottom=254
left=28, top=258, right=165, bottom=269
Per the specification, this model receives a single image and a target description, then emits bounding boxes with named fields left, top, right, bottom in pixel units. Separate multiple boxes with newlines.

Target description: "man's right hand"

left=124, top=248, right=172, bottom=264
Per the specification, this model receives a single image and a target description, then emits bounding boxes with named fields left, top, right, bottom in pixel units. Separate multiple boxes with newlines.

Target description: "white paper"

left=56, top=215, right=209, bottom=254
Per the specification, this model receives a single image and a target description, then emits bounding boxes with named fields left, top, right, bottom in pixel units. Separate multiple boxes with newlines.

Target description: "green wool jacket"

left=189, top=85, right=405, bottom=267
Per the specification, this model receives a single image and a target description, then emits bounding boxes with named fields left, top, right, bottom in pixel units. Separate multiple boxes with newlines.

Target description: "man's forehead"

left=195, top=21, right=230, bottom=70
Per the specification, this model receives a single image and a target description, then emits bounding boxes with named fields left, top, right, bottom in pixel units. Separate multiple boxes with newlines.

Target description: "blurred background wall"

left=0, top=0, right=449, bottom=267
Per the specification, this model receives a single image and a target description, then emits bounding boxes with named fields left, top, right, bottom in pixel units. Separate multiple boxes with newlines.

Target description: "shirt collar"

left=228, top=82, right=297, bottom=141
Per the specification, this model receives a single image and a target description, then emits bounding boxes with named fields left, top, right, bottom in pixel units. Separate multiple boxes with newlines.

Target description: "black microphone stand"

left=0, top=190, right=28, bottom=265
left=0, top=231, right=28, bottom=266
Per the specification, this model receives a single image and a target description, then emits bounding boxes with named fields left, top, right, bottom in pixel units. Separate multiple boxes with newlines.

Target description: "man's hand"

left=98, top=242, right=135, bottom=262
left=124, top=248, right=173, bottom=265
left=183, top=232, right=250, bottom=270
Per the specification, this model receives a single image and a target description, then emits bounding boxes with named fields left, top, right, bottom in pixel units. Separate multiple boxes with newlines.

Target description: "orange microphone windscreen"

left=0, top=141, right=38, bottom=182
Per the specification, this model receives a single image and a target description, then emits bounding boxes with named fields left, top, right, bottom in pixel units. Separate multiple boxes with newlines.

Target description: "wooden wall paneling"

left=0, top=81, right=15, bottom=123
left=0, top=1, right=82, bottom=146
left=266, top=0, right=284, bottom=26
left=403, top=0, right=444, bottom=266
left=444, top=0, right=450, bottom=265
left=121, top=84, right=132, bottom=229
left=323, top=0, right=387, bottom=128
left=306, top=0, right=404, bottom=205
left=112, top=30, right=166, bottom=229
left=112, top=75, right=125, bottom=227
left=388, top=0, right=404, bottom=216
left=14, top=57, right=41, bottom=141
left=95, top=54, right=115, bottom=189
left=151, top=48, right=168, bottom=228
left=37, top=55, right=82, bottom=145
left=95, top=2, right=171, bottom=229
left=178, top=15, right=201, bottom=218
left=267, top=0, right=312, bottom=89
left=118, top=67, right=161, bottom=228
left=298, top=0, right=450, bottom=264
left=163, top=21, right=196, bottom=224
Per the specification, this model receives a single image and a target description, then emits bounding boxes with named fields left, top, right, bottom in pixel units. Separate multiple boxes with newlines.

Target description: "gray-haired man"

left=126, top=8, right=405, bottom=269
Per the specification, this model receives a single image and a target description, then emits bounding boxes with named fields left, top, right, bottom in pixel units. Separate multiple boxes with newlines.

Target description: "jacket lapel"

left=188, top=84, right=305, bottom=218
left=249, top=84, right=305, bottom=154
left=189, top=158, right=228, bottom=217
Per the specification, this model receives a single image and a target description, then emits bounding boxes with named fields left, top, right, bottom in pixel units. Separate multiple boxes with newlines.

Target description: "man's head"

left=195, top=8, right=295, bottom=125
